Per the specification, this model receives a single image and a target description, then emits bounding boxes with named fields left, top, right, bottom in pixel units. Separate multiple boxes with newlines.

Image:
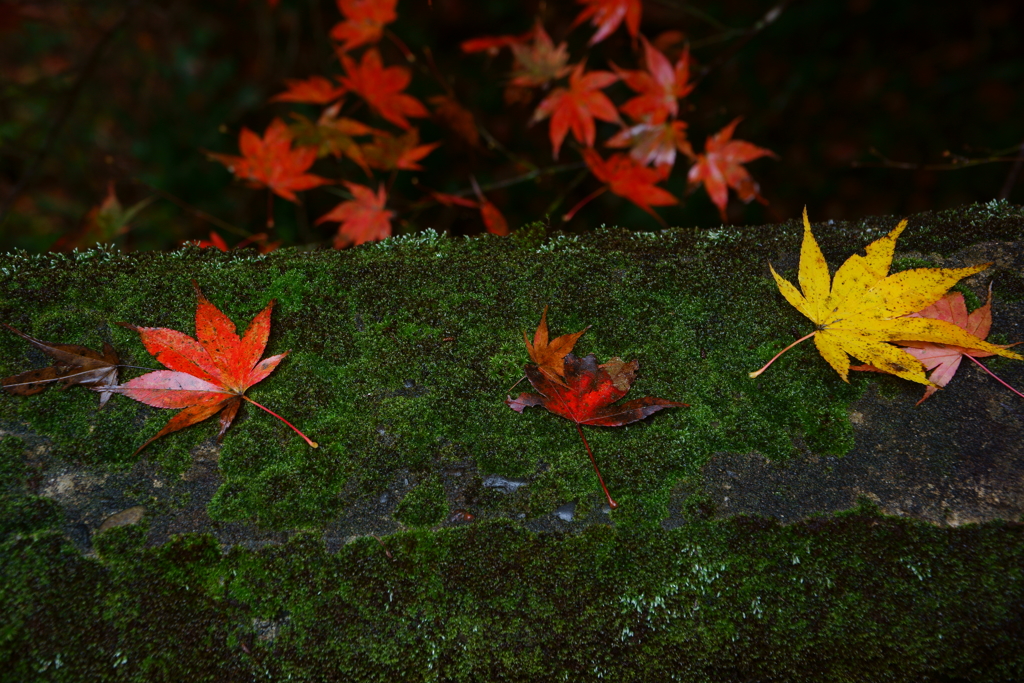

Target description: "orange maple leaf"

left=339, top=48, right=428, bottom=130
left=532, top=62, right=620, bottom=160
left=571, top=0, right=641, bottom=45
left=606, top=119, right=693, bottom=171
left=687, top=117, right=776, bottom=221
left=523, top=305, right=590, bottom=385
left=270, top=76, right=347, bottom=105
left=581, top=149, right=677, bottom=220
left=208, top=118, right=330, bottom=203
left=615, top=38, right=694, bottom=124
left=330, top=0, right=397, bottom=52
left=316, top=181, right=394, bottom=247
left=509, top=22, right=572, bottom=88
left=363, top=129, right=440, bottom=171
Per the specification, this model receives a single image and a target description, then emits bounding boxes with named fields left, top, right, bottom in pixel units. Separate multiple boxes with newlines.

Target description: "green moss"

left=394, top=474, right=447, bottom=527
left=0, top=436, right=63, bottom=539
left=0, top=203, right=1020, bottom=532
left=2, top=511, right=1023, bottom=680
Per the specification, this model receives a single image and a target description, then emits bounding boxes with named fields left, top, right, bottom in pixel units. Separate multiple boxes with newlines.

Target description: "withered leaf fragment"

left=2, top=324, right=119, bottom=407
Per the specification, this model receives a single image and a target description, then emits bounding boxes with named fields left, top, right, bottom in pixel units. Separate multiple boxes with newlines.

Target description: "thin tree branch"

left=0, top=2, right=137, bottom=227
left=998, top=140, right=1024, bottom=200
left=649, top=0, right=730, bottom=30
left=411, top=162, right=585, bottom=213
left=692, top=0, right=796, bottom=85
left=852, top=147, right=1024, bottom=172
left=128, top=175, right=252, bottom=240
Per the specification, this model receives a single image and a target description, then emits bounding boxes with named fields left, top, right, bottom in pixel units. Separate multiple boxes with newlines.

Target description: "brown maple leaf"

left=363, top=129, right=440, bottom=171
left=523, top=306, right=590, bottom=385
left=288, top=104, right=383, bottom=173
left=508, top=22, right=572, bottom=88
left=429, top=95, right=480, bottom=148
left=208, top=118, right=331, bottom=202
left=3, top=324, right=120, bottom=407
left=51, top=182, right=154, bottom=252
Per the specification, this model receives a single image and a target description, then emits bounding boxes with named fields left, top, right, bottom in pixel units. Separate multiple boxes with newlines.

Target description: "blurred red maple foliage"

left=198, top=0, right=777, bottom=249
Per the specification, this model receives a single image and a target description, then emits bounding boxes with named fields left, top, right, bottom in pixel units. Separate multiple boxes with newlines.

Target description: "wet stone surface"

left=700, top=364, right=1024, bottom=527
left=1, top=203, right=1023, bottom=553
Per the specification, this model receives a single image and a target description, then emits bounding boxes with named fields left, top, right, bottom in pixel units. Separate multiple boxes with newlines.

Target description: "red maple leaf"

left=330, top=0, right=397, bottom=52
left=430, top=184, right=508, bottom=236
left=615, top=37, right=694, bottom=124
left=851, top=286, right=1023, bottom=404
left=478, top=198, right=509, bottom=237
left=431, top=191, right=479, bottom=208
left=270, top=76, right=347, bottom=105
left=532, top=62, right=620, bottom=159
left=339, top=48, right=428, bottom=130
left=687, top=117, right=776, bottom=221
left=571, top=0, right=641, bottom=45
left=111, top=283, right=316, bottom=455
left=580, top=149, right=678, bottom=221
left=362, top=129, right=440, bottom=171
left=507, top=352, right=686, bottom=508
left=196, top=231, right=229, bottom=251
left=470, top=177, right=509, bottom=236
left=207, top=118, right=330, bottom=203
left=509, top=22, right=572, bottom=88
left=460, top=27, right=534, bottom=55
left=605, top=119, right=693, bottom=171
left=316, top=181, right=394, bottom=247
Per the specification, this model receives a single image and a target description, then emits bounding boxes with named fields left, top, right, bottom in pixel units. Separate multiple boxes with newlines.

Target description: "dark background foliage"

left=1, top=0, right=1022, bottom=252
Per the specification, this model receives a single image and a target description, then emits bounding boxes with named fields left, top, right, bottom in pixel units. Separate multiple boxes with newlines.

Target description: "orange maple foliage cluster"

left=203, top=0, right=777, bottom=250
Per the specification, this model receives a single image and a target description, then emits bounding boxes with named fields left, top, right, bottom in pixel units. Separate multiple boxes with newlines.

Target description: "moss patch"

left=1, top=203, right=1022, bottom=532
left=1, top=201, right=1024, bottom=677
left=2, top=505, right=1023, bottom=680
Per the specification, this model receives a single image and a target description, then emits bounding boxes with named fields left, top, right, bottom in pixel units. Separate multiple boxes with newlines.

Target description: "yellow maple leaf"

left=750, top=208, right=1022, bottom=385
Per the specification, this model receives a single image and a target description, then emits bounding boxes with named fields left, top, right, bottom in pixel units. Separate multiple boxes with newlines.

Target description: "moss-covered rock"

left=1, top=202, right=1022, bottom=678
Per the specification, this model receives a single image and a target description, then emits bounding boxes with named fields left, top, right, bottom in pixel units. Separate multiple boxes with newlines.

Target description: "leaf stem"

left=575, top=422, right=618, bottom=510
left=242, top=395, right=318, bottom=448
left=964, top=354, right=1024, bottom=400
left=562, top=187, right=607, bottom=222
left=748, top=331, right=816, bottom=378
